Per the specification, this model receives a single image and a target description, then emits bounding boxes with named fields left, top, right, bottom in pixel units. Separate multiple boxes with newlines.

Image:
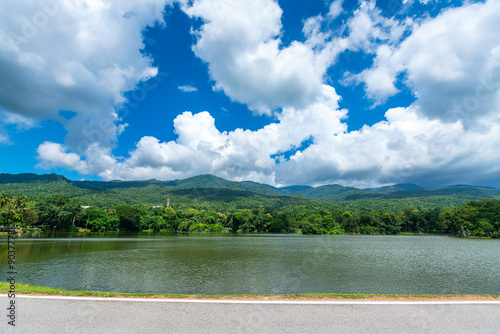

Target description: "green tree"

left=301, top=221, right=318, bottom=234
left=342, top=211, right=358, bottom=233
left=438, top=206, right=476, bottom=237
left=478, top=220, right=494, bottom=237
left=140, top=214, right=166, bottom=232
left=229, top=211, right=247, bottom=231
left=35, top=195, right=82, bottom=231
left=115, top=205, right=143, bottom=231
left=178, top=220, right=191, bottom=231
left=161, top=207, right=179, bottom=231
left=0, top=194, right=29, bottom=228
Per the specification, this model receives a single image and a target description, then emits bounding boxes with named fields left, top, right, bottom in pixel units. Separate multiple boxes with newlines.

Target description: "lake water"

left=1, top=233, right=499, bottom=295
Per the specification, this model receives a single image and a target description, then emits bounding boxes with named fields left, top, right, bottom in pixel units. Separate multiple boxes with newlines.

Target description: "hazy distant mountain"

left=277, top=185, right=313, bottom=194
left=286, top=184, right=360, bottom=200
left=365, top=183, right=426, bottom=193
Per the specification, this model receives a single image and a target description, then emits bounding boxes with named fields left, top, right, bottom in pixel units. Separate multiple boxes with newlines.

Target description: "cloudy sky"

left=0, top=0, right=499, bottom=188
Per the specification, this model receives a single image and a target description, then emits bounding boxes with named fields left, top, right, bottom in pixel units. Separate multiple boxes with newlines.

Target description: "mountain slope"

left=0, top=173, right=499, bottom=211
left=365, top=183, right=426, bottom=193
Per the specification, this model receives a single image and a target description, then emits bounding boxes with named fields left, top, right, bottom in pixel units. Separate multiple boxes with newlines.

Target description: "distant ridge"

left=0, top=173, right=499, bottom=210
left=366, top=183, right=426, bottom=193
left=445, top=184, right=496, bottom=189
left=0, top=173, right=69, bottom=184
left=0, top=172, right=498, bottom=193
left=278, top=185, right=313, bottom=193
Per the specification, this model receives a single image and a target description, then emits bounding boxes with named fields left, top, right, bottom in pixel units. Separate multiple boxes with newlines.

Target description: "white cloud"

left=98, top=85, right=346, bottom=184
left=56, top=90, right=500, bottom=188
left=26, top=0, right=500, bottom=188
left=0, top=0, right=172, bottom=150
left=178, top=85, right=198, bottom=92
left=36, top=142, right=87, bottom=173
left=37, top=141, right=116, bottom=175
left=275, top=106, right=500, bottom=187
left=0, top=131, right=9, bottom=145
left=30, top=0, right=349, bottom=181
left=339, top=0, right=412, bottom=104
left=345, top=0, right=411, bottom=52
left=0, top=111, right=38, bottom=130
left=345, top=44, right=402, bottom=105
left=396, top=0, right=500, bottom=126
left=182, top=0, right=339, bottom=115
left=328, top=0, right=344, bottom=20
left=349, top=0, right=500, bottom=126
left=403, top=0, right=437, bottom=4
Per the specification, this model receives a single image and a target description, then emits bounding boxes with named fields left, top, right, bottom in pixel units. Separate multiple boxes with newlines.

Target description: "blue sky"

left=1, top=0, right=499, bottom=188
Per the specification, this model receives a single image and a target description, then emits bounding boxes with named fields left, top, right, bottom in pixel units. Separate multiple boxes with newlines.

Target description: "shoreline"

left=1, top=282, right=498, bottom=301
left=0, top=230, right=488, bottom=238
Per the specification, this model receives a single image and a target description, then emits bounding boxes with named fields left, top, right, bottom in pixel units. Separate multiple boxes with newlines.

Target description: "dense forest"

left=1, top=173, right=499, bottom=237
left=1, top=193, right=499, bottom=238
left=1, top=173, right=500, bottom=212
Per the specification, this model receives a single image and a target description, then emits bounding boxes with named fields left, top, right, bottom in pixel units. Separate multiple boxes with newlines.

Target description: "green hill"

left=290, top=184, right=360, bottom=200
left=0, top=173, right=69, bottom=184
left=0, top=173, right=499, bottom=211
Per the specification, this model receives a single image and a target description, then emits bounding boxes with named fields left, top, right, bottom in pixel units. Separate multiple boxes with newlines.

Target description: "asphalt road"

left=1, top=295, right=499, bottom=333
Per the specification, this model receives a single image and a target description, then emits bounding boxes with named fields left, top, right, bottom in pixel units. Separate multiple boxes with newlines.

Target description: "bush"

left=491, top=231, right=499, bottom=238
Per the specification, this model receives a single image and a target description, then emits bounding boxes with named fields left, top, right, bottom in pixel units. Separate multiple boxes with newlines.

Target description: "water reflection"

left=1, top=233, right=499, bottom=295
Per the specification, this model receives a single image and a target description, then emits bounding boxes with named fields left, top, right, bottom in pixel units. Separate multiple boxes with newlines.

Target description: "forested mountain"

left=2, top=173, right=500, bottom=237
left=0, top=173, right=68, bottom=184
left=365, top=183, right=426, bottom=193
left=0, top=173, right=499, bottom=211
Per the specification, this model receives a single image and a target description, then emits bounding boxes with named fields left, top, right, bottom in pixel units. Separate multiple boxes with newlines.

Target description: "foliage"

left=0, top=194, right=30, bottom=227
left=35, top=195, right=82, bottom=231
left=1, top=173, right=499, bottom=213
left=115, top=205, right=144, bottom=232
left=1, top=173, right=499, bottom=237
left=82, top=207, right=119, bottom=232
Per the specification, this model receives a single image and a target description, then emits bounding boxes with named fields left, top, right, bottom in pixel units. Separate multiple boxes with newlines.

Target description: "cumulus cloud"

left=349, top=0, right=500, bottom=126
left=31, top=0, right=500, bottom=188
left=36, top=142, right=87, bottom=173
left=344, top=44, right=402, bottom=105
left=327, top=0, right=344, bottom=20
left=182, top=0, right=340, bottom=115
left=397, top=0, right=500, bottom=126
left=37, top=141, right=117, bottom=175
left=339, top=0, right=413, bottom=104
left=98, top=85, right=345, bottom=183
left=76, top=98, right=500, bottom=188
left=345, top=0, right=411, bottom=52
left=276, top=106, right=500, bottom=187
left=0, top=0, right=171, bottom=147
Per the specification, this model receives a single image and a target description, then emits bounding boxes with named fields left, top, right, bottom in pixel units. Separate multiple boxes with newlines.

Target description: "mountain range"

left=1, top=173, right=499, bottom=211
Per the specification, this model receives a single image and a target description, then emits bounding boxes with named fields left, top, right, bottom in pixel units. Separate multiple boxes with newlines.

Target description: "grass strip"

left=0, top=282, right=498, bottom=300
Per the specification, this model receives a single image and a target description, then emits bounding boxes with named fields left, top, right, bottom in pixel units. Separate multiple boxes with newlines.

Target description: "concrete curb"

left=2, top=294, right=499, bottom=305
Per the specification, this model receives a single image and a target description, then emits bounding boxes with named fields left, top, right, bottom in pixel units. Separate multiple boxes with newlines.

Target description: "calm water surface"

left=1, top=233, right=499, bottom=295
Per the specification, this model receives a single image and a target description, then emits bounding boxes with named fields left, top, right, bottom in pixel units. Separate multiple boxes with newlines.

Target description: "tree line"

left=1, top=193, right=499, bottom=238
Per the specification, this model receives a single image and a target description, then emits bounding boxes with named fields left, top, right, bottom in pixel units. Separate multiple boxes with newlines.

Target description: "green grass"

left=1, top=282, right=498, bottom=299
left=0, top=282, right=190, bottom=298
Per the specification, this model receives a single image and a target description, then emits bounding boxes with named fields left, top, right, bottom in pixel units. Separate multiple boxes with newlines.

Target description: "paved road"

left=1, top=295, right=499, bottom=333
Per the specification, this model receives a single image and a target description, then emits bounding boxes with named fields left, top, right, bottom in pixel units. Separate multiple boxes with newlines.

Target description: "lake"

left=1, top=233, right=499, bottom=295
